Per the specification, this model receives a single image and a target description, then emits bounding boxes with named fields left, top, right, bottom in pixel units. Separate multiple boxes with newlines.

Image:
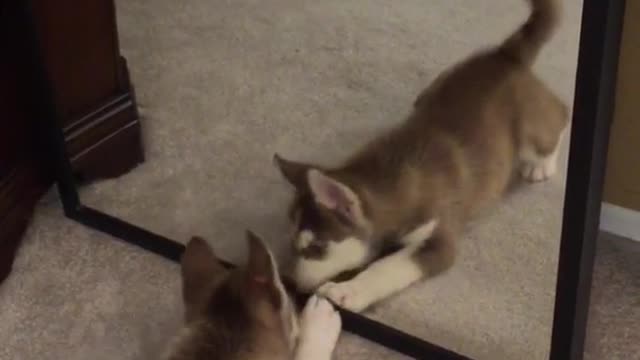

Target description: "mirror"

left=73, top=0, right=586, bottom=358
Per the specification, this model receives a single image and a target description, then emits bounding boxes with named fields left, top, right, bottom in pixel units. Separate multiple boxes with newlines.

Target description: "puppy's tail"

left=499, top=0, right=561, bottom=66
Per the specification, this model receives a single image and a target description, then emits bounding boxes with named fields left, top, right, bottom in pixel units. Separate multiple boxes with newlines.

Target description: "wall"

left=601, top=0, right=640, bottom=241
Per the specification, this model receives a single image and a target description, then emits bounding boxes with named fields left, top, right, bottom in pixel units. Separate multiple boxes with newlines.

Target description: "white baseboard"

left=600, top=203, right=640, bottom=242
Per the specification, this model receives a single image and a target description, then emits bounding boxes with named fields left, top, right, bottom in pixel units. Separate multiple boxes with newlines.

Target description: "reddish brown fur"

left=276, top=0, right=567, bottom=297
left=167, top=234, right=296, bottom=360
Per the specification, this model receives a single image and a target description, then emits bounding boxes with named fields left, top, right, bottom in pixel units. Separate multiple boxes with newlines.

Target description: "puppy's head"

left=170, top=232, right=299, bottom=359
left=274, top=154, right=375, bottom=292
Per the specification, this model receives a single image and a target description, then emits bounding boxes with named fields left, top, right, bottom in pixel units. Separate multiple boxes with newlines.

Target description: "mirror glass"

left=78, top=0, right=584, bottom=358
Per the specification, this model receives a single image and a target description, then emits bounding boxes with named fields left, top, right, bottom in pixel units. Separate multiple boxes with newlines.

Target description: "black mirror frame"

left=18, top=0, right=625, bottom=358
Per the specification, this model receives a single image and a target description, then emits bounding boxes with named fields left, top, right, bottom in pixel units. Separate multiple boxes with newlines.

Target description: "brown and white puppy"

left=164, top=232, right=341, bottom=360
left=275, top=0, right=568, bottom=312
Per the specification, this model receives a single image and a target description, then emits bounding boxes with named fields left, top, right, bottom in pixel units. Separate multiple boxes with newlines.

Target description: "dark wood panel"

left=32, top=0, right=122, bottom=122
left=30, top=0, right=145, bottom=182
left=0, top=164, right=49, bottom=284
left=67, top=90, right=145, bottom=181
left=0, top=3, right=35, bottom=179
left=0, top=0, right=145, bottom=284
left=0, top=1, right=51, bottom=283
left=0, top=57, right=24, bottom=177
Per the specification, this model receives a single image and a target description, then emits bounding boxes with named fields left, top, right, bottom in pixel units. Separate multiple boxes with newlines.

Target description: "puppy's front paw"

left=317, top=281, right=371, bottom=313
left=296, top=295, right=341, bottom=359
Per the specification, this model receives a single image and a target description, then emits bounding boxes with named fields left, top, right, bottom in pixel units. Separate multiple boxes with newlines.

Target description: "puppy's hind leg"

left=519, top=99, right=569, bottom=182
left=519, top=139, right=563, bottom=182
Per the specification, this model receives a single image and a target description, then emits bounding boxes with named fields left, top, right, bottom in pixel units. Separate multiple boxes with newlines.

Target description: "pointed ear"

left=273, top=153, right=313, bottom=189
left=180, top=236, right=226, bottom=319
left=307, top=169, right=367, bottom=226
left=245, top=231, right=282, bottom=308
left=246, top=231, right=278, bottom=283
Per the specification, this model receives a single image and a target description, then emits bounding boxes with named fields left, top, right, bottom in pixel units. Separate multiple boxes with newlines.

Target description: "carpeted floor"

left=1, top=0, right=639, bottom=359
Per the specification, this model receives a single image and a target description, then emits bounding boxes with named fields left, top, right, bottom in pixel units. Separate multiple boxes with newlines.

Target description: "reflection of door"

left=0, top=0, right=144, bottom=284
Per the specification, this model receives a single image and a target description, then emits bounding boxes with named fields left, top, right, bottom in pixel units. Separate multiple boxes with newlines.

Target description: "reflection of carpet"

left=1, top=0, right=638, bottom=359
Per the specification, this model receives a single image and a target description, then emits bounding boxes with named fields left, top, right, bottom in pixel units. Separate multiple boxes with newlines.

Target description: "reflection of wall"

left=601, top=0, right=640, bottom=242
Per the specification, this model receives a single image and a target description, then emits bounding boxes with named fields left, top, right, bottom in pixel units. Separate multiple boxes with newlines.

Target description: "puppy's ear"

left=245, top=231, right=282, bottom=309
left=181, top=236, right=226, bottom=320
left=307, top=169, right=368, bottom=226
left=273, top=153, right=314, bottom=190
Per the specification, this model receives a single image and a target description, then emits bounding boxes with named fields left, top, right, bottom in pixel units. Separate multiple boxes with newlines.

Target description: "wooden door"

left=0, top=0, right=145, bottom=284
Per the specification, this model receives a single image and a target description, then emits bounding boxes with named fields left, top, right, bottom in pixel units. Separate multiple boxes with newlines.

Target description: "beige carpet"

left=1, top=0, right=639, bottom=359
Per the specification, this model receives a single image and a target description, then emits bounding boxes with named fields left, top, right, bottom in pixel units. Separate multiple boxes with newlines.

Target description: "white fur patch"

left=400, top=219, right=439, bottom=248
left=519, top=146, right=558, bottom=182
left=293, top=236, right=372, bottom=292
left=317, top=247, right=424, bottom=312
left=294, top=296, right=341, bottom=360
left=315, top=220, right=438, bottom=312
left=519, top=126, right=568, bottom=182
left=296, top=230, right=315, bottom=251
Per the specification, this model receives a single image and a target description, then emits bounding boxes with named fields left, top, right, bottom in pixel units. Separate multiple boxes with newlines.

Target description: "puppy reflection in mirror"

left=275, top=0, right=568, bottom=313
left=164, top=233, right=341, bottom=360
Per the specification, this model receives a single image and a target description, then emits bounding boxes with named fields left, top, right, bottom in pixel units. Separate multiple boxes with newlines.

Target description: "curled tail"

left=499, top=0, right=561, bottom=66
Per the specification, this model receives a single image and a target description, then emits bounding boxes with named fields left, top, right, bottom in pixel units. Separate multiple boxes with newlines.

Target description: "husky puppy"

left=165, top=232, right=342, bottom=360
left=274, top=0, right=568, bottom=312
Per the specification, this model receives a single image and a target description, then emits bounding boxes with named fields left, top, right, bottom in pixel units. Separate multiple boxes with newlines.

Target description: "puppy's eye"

left=301, top=242, right=326, bottom=258
left=334, top=210, right=353, bottom=227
